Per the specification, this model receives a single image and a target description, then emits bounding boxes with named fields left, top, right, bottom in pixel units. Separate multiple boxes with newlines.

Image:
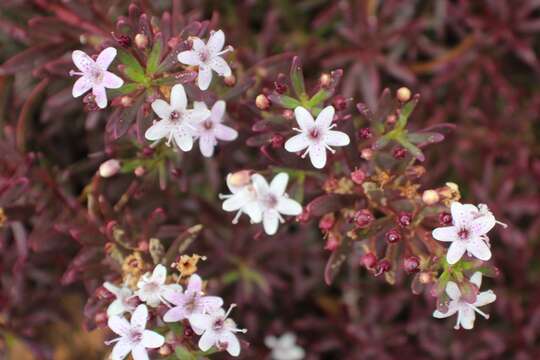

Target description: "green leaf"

left=407, top=131, right=444, bottom=146
left=307, top=89, right=330, bottom=109
left=397, top=137, right=425, bottom=161
left=175, top=346, right=196, bottom=360
left=395, top=95, right=419, bottom=130
left=109, top=83, right=140, bottom=97
left=118, top=49, right=146, bottom=83
left=146, top=35, right=163, bottom=75
left=268, top=94, right=302, bottom=109
left=290, top=56, right=306, bottom=100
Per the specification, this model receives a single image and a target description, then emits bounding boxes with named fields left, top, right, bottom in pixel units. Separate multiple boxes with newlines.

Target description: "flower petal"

left=108, top=315, right=130, bottom=336
left=446, top=241, right=467, bottom=264
left=209, top=56, right=231, bottom=77
left=199, top=133, right=216, bottom=157
left=152, top=264, right=167, bottom=284
left=187, top=108, right=211, bottom=123
left=432, top=226, right=458, bottom=242
left=315, top=105, right=335, bottom=129
left=284, top=134, right=310, bottom=153
left=131, top=344, right=149, bottom=360
left=141, top=330, right=165, bottom=349
left=145, top=120, right=172, bottom=141
left=189, top=313, right=212, bottom=331
left=433, top=303, right=458, bottom=318
left=151, top=99, right=172, bottom=119
left=103, top=72, right=124, bottom=89
left=466, top=238, right=492, bottom=261
left=270, top=173, right=289, bottom=196
left=198, top=330, right=216, bottom=352
left=325, top=130, right=350, bottom=147
left=192, top=38, right=206, bottom=51
left=207, top=30, right=225, bottom=54
left=111, top=340, right=132, bottom=360
left=220, top=331, right=241, bottom=357
left=293, top=107, right=315, bottom=131
left=96, top=47, right=117, bottom=70
left=244, top=201, right=263, bottom=223
left=163, top=306, right=187, bottom=322
left=446, top=281, right=462, bottom=300
left=277, top=198, right=303, bottom=216
left=72, top=50, right=95, bottom=72
left=450, top=202, right=477, bottom=229
left=162, top=289, right=184, bottom=306
left=308, top=143, right=327, bottom=169
left=130, top=304, right=148, bottom=329
left=214, top=124, right=238, bottom=141
left=92, top=85, right=107, bottom=109
left=474, top=290, right=496, bottom=307
left=263, top=210, right=279, bottom=235
left=223, top=191, right=250, bottom=212
left=459, top=306, right=476, bottom=330
left=197, top=65, right=213, bottom=90
left=200, top=296, right=224, bottom=312
left=72, top=76, right=92, bottom=97
left=471, top=215, right=496, bottom=237
left=470, top=272, right=483, bottom=288
left=211, top=100, right=226, bottom=122
left=107, top=300, right=125, bottom=317
left=177, top=50, right=200, bottom=66
left=187, top=274, right=203, bottom=293
left=170, top=84, right=187, bottom=111
left=173, top=129, right=194, bottom=152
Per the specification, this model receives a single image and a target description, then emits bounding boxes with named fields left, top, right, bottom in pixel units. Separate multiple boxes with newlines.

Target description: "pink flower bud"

left=403, top=256, right=420, bottom=274
left=99, top=159, right=121, bottom=178
left=375, top=259, right=391, bottom=276
left=350, top=168, right=366, bottom=185
left=320, top=73, right=331, bottom=88
left=224, top=74, right=236, bottom=87
left=439, top=212, right=452, bottom=225
left=282, top=109, right=294, bottom=120
left=332, top=95, right=347, bottom=111
left=357, top=127, right=373, bottom=139
left=360, top=252, right=377, bottom=269
left=354, top=209, right=374, bottom=228
left=360, top=148, right=374, bottom=160
left=319, top=213, right=335, bottom=231
left=397, top=212, right=412, bottom=228
left=324, top=234, right=339, bottom=251
left=385, top=228, right=401, bottom=243
left=396, top=87, right=412, bottom=102
left=392, top=146, right=407, bottom=159
left=270, top=134, right=285, bottom=148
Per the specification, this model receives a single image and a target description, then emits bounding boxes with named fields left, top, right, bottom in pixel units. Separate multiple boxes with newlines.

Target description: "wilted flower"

left=177, top=30, right=233, bottom=90
left=265, top=332, right=305, bottom=360
left=144, top=84, right=210, bottom=151
left=135, top=264, right=181, bottom=307
left=433, top=272, right=496, bottom=330
left=189, top=304, right=247, bottom=357
left=163, top=274, right=223, bottom=322
left=285, top=106, right=350, bottom=169
left=70, top=47, right=124, bottom=109
left=106, top=304, right=164, bottom=360
left=192, top=101, right=238, bottom=157
left=103, top=282, right=136, bottom=317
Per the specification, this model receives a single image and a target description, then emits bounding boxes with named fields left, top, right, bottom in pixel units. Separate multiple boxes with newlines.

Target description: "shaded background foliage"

left=0, top=0, right=539, bottom=359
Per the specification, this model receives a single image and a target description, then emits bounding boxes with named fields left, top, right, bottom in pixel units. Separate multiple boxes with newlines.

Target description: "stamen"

left=496, top=220, right=508, bottom=228
left=69, top=70, right=84, bottom=76
left=104, top=337, right=121, bottom=346
left=166, top=132, right=174, bottom=147
left=301, top=148, right=310, bottom=158
left=232, top=210, right=242, bottom=224
left=469, top=304, right=490, bottom=319
left=292, top=127, right=302, bottom=133
left=217, top=45, right=234, bottom=56
left=454, top=310, right=461, bottom=330
left=224, top=303, right=237, bottom=318
left=324, top=144, right=336, bottom=154
left=328, top=124, right=337, bottom=130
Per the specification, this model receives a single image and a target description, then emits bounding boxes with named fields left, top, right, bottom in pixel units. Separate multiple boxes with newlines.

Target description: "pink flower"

left=162, top=274, right=223, bottom=322
left=70, top=47, right=124, bottom=109
left=193, top=101, right=238, bottom=157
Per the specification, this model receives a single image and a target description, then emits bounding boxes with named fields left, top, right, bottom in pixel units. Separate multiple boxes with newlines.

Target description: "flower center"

left=308, top=128, right=320, bottom=140
left=203, top=120, right=213, bottom=130
left=144, top=282, right=160, bottom=293
left=90, top=68, right=104, bottom=83
left=184, top=292, right=199, bottom=312
left=199, top=48, right=211, bottom=63
left=212, top=317, right=225, bottom=331
left=128, top=329, right=143, bottom=344
left=170, top=110, right=182, bottom=122
left=457, top=228, right=470, bottom=240
left=264, top=194, right=278, bottom=209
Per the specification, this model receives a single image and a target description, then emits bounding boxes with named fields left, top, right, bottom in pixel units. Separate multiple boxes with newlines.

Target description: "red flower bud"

left=357, top=127, right=373, bottom=139
left=403, top=256, right=420, bottom=274
left=319, top=213, right=335, bottom=231
left=397, top=212, right=412, bottom=228
left=274, top=81, right=288, bottom=94
left=360, top=252, right=377, bottom=269
left=385, top=228, right=402, bottom=243
left=350, top=168, right=366, bottom=185
left=375, top=259, right=391, bottom=276
left=332, top=95, right=347, bottom=111
left=439, top=212, right=452, bottom=225
left=354, top=209, right=374, bottom=228
left=392, top=146, right=407, bottom=159
left=270, top=134, right=285, bottom=148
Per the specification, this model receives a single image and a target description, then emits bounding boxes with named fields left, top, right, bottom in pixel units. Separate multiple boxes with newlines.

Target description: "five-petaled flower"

left=103, top=282, right=136, bottom=317
left=163, top=273, right=223, bottom=322
left=106, top=304, right=165, bottom=360
left=177, top=30, right=233, bottom=90
left=144, top=84, right=210, bottom=151
left=135, top=264, right=181, bottom=307
left=432, top=202, right=503, bottom=264
left=192, top=101, right=238, bottom=157
left=189, top=304, right=247, bottom=357
left=284, top=106, right=350, bottom=169
left=433, top=272, right=496, bottom=330
left=265, top=332, right=306, bottom=360
left=219, top=172, right=262, bottom=225
left=70, top=47, right=124, bottom=109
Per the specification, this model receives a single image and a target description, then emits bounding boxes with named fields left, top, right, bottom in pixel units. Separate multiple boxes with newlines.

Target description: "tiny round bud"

left=419, top=272, right=432, bottom=284
left=385, top=228, right=401, bottom=243
left=158, top=345, right=172, bottom=357
left=397, top=212, right=412, bottom=228
left=228, top=170, right=251, bottom=188
left=99, top=159, right=121, bottom=178
left=392, top=147, right=407, bottom=159
left=403, top=256, right=420, bottom=274
left=422, top=190, right=440, bottom=205
left=282, top=109, right=294, bottom=120
left=224, top=74, right=236, bottom=87
left=270, top=134, right=285, bottom=148
left=375, top=259, right=391, bottom=275
left=142, top=146, right=154, bottom=157
left=332, top=95, right=347, bottom=111
left=386, top=114, right=397, bottom=124
left=113, top=34, right=131, bottom=48
left=255, top=94, right=270, bottom=110
left=357, top=127, right=373, bottom=139
left=273, top=80, right=288, bottom=94
left=134, top=166, right=145, bottom=177
left=319, top=213, right=335, bottom=231
left=396, top=87, right=411, bottom=102
left=134, top=33, right=148, bottom=49
left=439, top=212, right=452, bottom=225
left=320, top=73, right=331, bottom=88
left=360, top=252, right=377, bottom=269
left=120, top=96, right=133, bottom=107
left=354, top=209, right=374, bottom=228
left=360, top=148, right=374, bottom=160
left=350, top=168, right=366, bottom=185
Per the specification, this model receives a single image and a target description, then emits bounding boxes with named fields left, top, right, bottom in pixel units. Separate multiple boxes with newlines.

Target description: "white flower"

left=219, top=172, right=262, bottom=225
left=103, top=282, right=136, bottom=317
left=432, top=202, right=503, bottom=264
left=177, top=30, right=233, bottom=90
left=135, top=264, right=181, bottom=307
left=284, top=106, right=350, bottom=169
left=188, top=304, right=247, bottom=357
left=433, top=272, right=496, bottom=330
left=70, top=47, right=124, bottom=109
left=106, top=304, right=164, bottom=360
left=265, top=332, right=305, bottom=360
left=163, top=274, right=223, bottom=322
left=144, top=84, right=210, bottom=151
left=251, top=173, right=303, bottom=235
left=192, top=101, right=238, bottom=157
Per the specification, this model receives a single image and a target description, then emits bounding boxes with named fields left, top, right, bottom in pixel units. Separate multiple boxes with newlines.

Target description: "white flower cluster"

left=104, top=264, right=246, bottom=359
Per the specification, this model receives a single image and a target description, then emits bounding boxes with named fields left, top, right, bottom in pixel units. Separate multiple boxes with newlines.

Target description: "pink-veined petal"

left=263, top=210, right=279, bottom=235
left=450, top=202, right=477, bottom=229
left=474, top=290, right=496, bottom=307
left=214, top=124, right=238, bottom=141
left=284, top=134, right=310, bottom=153
left=131, top=344, right=149, bottom=360
left=72, top=76, right=92, bottom=97
left=315, top=105, right=335, bottom=129
left=277, top=198, right=302, bottom=216
left=207, top=30, right=225, bottom=54
left=189, top=313, right=212, bottom=333
left=130, top=304, right=148, bottom=329
left=199, top=133, right=216, bottom=157
left=96, top=47, right=117, bottom=70
left=163, top=306, right=187, bottom=322
left=141, top=330, right=164, bottom=348
left=198, top=330, right=216, bottom=352
left=220, top=331, right=241, bottom=357
left=325, top=130, right=350, bottom=147
left=92, top=85, right=107, bottom=109
left=293, top=107, right=315, bottom=131
left=107, top=316, right=130, bottom=336
left=459, top=306, right=476, bottom=330
left=162, top=289, right=184, bottom=306
left=308, top=144, right=327, bottom=169
left=111, top=340, right=132, bottom=360
left=151, top=99, right=172, bottom=119
left=432, top=226, right=458, bottom=242
left=177, top=50, right=200, bottom=66
left=151, top=264, right=167, bottom=284
left=270, top=173, right=289, bottom=196
left=173, top=129, right=194, bottom=152
left=72, top=50, right=95, bottom=72
left=446, top=281, right=462, bottom=300
left=145, top=120, right=171, bottom=141
left=209, top=56, right=231, bottom=77
left=211, top=100, right=226, bottom=122
left=200, top=296, right=224, bottom=312
left=466, top=239, right=492, bottom=261
left=197, top=65, right=213, bottom=90
left=103, top=72, right=124, bottom=89
left=170, top=84, right=187, bottom=111
left=446, top=241, right=467, bottom=264
left=470, top=272, right=483, bottom=288
left=187, top=274, right=203, bottom=293
left=470, top=215, right=496, bottom=237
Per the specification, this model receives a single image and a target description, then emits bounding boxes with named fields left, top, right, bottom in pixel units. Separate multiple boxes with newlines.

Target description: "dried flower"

left=175, top=254, right=206, bottom=277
